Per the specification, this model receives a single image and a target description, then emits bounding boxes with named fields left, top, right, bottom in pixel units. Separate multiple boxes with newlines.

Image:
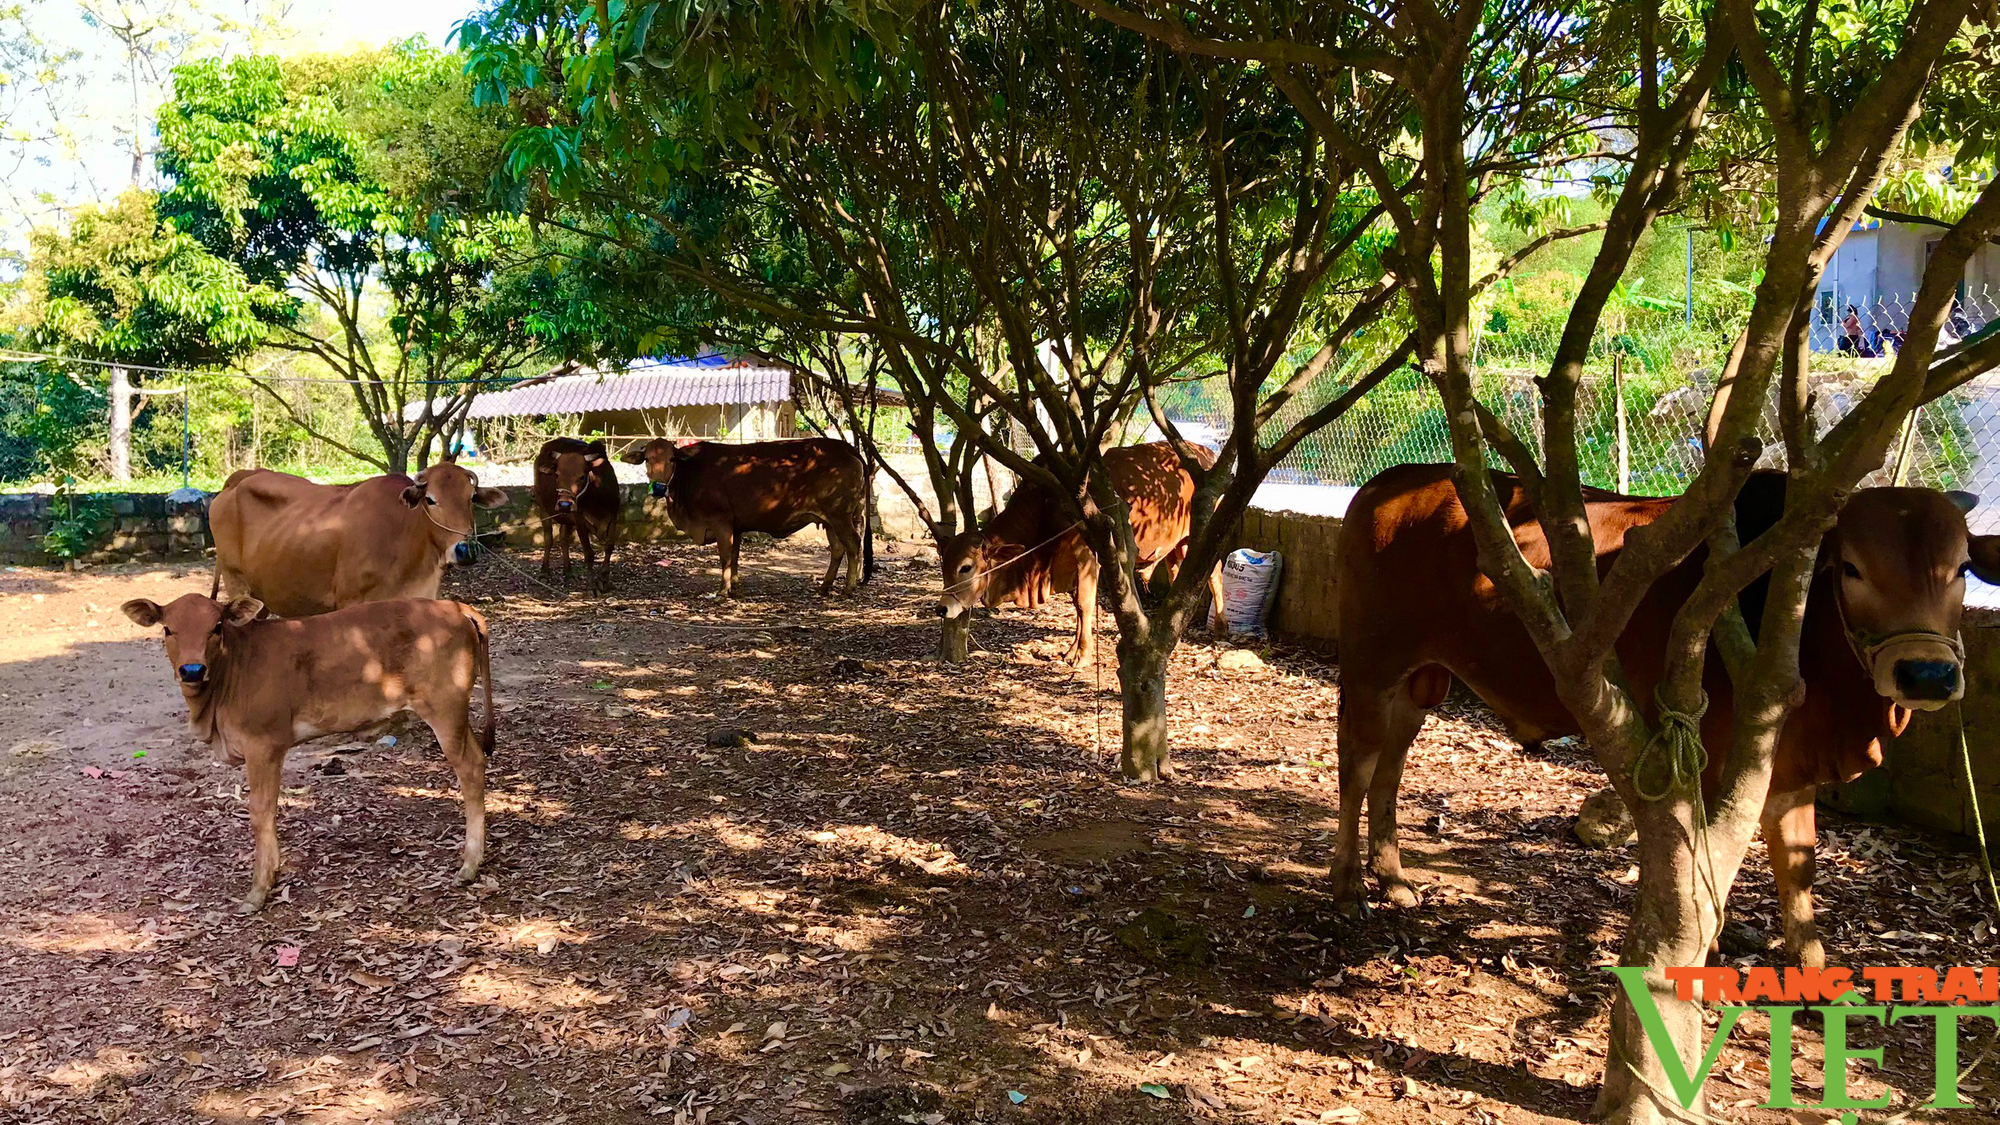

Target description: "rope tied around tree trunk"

left=1632, top=690, right=1710, bottom=805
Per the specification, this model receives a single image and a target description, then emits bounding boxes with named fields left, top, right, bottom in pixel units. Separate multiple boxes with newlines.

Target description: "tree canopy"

left=156, top=41, right=582, bottom=473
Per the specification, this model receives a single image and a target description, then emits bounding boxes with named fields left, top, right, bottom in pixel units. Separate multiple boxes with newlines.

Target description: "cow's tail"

left=860, top=458, right=877, bottom=585
left=862, top=510, right=875, bottom=585
left=466, top=605, right=496, bottom=759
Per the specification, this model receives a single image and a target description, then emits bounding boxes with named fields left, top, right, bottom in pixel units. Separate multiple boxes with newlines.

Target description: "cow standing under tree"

left=121, top=593, right=495, bottom=913
left=623, top=437, right=871, bottom=598
left=1331, top=463, right=2000, bottom=967
left=208, top=462, right=507, bottom=616
left=533, top=438, right=621, bottom=593
left=937, top=442, right=1227, bottom=669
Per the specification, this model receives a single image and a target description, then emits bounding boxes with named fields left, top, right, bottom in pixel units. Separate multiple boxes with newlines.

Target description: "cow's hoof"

left=1381, top=880, right=1420, bottom=909
left=1326, top=868, right=1367, bottom=908
left=454, top=865, right=481, bottom=887
left=237, top=892, right=268, bottom=915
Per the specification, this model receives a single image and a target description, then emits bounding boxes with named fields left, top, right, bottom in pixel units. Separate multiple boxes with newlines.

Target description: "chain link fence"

left=1156, top=286, right=2000, bottom=513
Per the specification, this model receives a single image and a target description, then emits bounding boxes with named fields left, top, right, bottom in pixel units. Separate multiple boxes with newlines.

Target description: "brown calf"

left=210, top=462, right=507, bottom=616
left=1333, top=464, right=2000, bottom=965
left=623, top=438, right=869, bottom=598
left=936, top=442, right=1225, bottom=667
left=123, top=594, right=495, bottom=912
left=533, top=438, right=621, bottom=593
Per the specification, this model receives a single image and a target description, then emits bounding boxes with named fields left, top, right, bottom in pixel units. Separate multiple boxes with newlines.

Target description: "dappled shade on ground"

left=0, top=543, right=1993, bottom=1123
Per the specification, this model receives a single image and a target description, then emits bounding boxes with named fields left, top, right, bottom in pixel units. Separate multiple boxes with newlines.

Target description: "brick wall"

left=1232, top=508, right=1343, bottom=652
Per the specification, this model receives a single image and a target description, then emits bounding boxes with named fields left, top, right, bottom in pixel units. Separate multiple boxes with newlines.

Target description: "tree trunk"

left=108, top=365, right=133, bottom=482
left=937, top=614, right=970, bottom=663
left=1117, top=625, right=1173, bottom=781
left=1595, top=793, right=1739, bottom=1125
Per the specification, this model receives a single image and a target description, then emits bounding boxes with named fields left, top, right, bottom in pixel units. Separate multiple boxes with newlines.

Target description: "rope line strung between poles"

left=0, top=347, right=482, bottom=385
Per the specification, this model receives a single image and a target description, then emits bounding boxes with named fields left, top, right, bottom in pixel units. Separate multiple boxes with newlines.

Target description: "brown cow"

left=1333, top=463, right=2000, bottom=966
left=622, top=438, right=869, bottom=598
left=122, top=593, right=494, bottom=912
left=533, top=438, right=621, bottom=593
left=937, top=442, right=1226, bottom=668
left=210, top=462, right=507, bottom=617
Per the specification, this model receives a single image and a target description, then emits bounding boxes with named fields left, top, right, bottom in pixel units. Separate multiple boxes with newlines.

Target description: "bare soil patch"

left=0, top=541, right=1994, bottom=1123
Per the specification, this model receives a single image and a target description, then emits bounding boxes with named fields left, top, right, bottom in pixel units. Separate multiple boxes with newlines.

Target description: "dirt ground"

left=2, top=537, right=1998, bottom=1125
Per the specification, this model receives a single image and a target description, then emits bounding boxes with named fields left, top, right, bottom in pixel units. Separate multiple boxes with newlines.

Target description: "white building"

left=1815, top=217, right=2000, bottom=350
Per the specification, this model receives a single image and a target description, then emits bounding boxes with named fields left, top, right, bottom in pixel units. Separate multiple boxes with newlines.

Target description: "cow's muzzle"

left=556, top=497, right=575, bottom=512
left=650, top=481, right=668, bottom=499
left=1862, top=631, right=1966, bottom=710
left=453, top=540, right=487, bottom=566
left=177, top=662, right=208, bottom=685
left=1894, top=659, right=1962, bottom=704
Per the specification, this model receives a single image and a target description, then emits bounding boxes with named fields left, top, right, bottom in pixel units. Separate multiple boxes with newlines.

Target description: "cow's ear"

left=620, top=448, right=647, bottom=465
left=121, top=599, right=162, bottom=627
left=401, top=483, right=426, bottom=509
left=222, top=597, right=264, bottom=626
left=473, top=487, right=508, bottom=509
left=672, top=445, right=697, bottom=462
left=1970, top=535, right=2000, bottom=585
left=588, top=454, right=608, bottom=468
left=1948, top=490, right=1981, bottom=514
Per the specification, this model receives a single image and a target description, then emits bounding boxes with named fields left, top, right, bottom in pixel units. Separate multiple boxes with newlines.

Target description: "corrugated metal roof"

left=405, top=360, right=795, bottom=421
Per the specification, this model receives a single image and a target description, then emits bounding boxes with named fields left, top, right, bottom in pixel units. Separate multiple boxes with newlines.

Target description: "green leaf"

left=1137, top=1083, right=1171, bottom=1099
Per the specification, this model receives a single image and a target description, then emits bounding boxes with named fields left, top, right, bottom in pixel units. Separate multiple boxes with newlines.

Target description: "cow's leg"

left=1207, top=562, right=1226, bottom=633
left=240, top=743, right=285, bottom=913
left=1763, top=785, right=1826, bottom=968
left=540, top=515, right=557, bottom=576
left=817, top=532, right=843, bottom=598
left=577, top=524, right=599, bottom=595
left=718, top=531, right=739, bottom=598
left=418, top=701, right=488, bottom=886
left=560, top=520, right=576, bottom=583
left=1068, top=554, right=1100, bottom=668
left=841, top=520, right=863, bottom=595
left=1330, top=666, right=1437, bottom=909
left=597, top=520, right=616, bottom=594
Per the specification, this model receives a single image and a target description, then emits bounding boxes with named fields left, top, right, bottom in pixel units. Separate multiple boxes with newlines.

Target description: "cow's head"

left=622, top=438, right=699, bottom=500
left=553, top=444, right=610, bottom=514
left=1831, top=487, right=2000, bottom=710
left=402, top=462, right=506, bottom=558
left=122, top=593, right=263, bottom=693
left=937, top=531, right=1038, bottom=618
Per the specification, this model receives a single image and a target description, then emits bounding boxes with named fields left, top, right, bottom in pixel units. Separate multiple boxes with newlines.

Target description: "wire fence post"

left=1684, top=228, right=1695, bottom=327
left=1613, top=350, right=1630, bottom=493
left=181, top=388, right=191, bottom=489
left=1891, top=403, right=1921, bottom=486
